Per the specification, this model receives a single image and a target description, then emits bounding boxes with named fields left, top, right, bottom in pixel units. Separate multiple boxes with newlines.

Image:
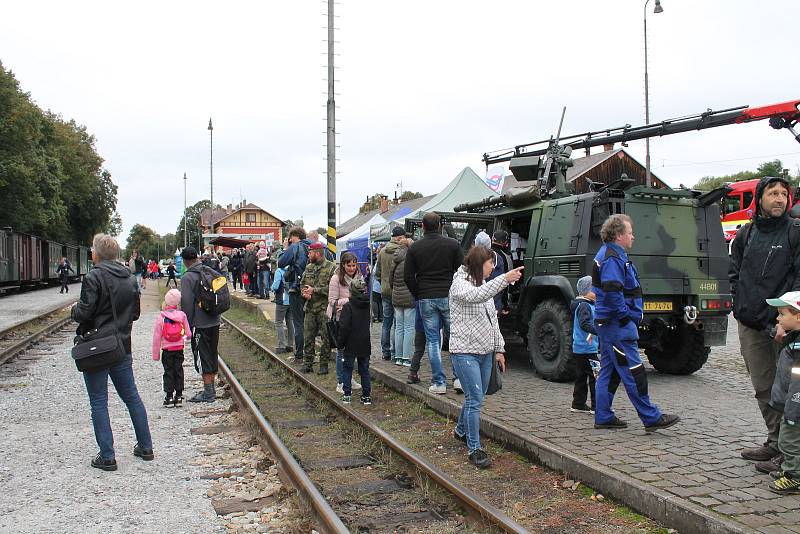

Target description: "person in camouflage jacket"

left=300, top=242, right=336, bottom=374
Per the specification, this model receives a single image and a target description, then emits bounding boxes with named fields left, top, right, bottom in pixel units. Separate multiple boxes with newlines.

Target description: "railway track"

left=218, top=315, right=529, bottom=534
left=0, top=304, right=74, bottom=365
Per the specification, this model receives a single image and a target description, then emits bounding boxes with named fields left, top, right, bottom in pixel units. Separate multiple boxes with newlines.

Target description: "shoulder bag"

left=326, top=298, right=340, bottom=348
left=486, top=356, right=503, bottom=395
left=71, top=271, right=127, bottom=372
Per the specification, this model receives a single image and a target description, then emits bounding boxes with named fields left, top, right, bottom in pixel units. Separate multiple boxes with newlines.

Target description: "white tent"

left=336, top=213, right=385, bottom=254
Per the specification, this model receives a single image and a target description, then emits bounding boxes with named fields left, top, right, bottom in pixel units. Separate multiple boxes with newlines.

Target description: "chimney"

left=380, top=196, right=389, bottom=213
left=603, top=143, right=614, bottom=152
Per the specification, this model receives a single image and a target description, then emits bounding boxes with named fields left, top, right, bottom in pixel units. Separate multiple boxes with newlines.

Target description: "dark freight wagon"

left=0, top=227, right=90, bottom=291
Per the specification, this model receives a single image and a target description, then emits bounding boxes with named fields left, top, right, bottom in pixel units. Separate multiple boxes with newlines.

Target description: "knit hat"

left=474, top=231, right=491, bottom=249
left=576, top=275, right=593, bottom=296
left=349, top=277, right=366, bottom=297
left=164, top=289, right=181, bottom=307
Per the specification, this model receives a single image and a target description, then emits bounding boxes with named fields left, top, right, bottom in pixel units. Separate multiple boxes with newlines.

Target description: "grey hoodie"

left=180, top=263, right=222, bottom=329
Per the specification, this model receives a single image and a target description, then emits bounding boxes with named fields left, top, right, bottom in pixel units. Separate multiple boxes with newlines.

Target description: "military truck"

left=407, top=99, right=800, bottom=381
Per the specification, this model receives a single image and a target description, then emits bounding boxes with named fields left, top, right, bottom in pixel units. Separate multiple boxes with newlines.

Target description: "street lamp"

left=208, top=118, right=214, bottom=236
left=643, top=0, right=664, bottom=187
left=183, top=172, right=188, bottom=248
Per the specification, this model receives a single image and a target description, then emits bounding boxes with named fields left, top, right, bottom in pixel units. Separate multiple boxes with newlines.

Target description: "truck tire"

left=527, top=299, right=575, bottom=381
left=644, top=328, right=709, bottom=374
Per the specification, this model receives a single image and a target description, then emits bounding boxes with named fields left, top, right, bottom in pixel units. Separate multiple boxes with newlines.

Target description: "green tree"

left=399, top=190, right=423, bottom=202
left=0, top=61, right=117, bottom=245
left=175, top=199, right=211, bottom=250
left=125, top=224, right=158, bottom=260
left=693, top=159, right=792, bottom=191
left=756, top=159, right=784, bottom=178
left=105, top=211, right=123, bottom=237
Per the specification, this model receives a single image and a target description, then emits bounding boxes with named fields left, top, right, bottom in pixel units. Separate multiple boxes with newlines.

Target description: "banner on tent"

left=484, top=165, right=506, bottom=193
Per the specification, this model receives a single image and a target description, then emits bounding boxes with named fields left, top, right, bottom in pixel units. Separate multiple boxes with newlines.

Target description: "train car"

left=78, top=246, right=90, bottom=277
left=45, top=240, right=63, bottom=281
left=17, top=232, right=43, bottom=283
left=0, top=229, right=19, bottom=285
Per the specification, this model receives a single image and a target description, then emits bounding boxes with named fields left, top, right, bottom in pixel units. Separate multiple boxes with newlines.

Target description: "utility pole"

left=325, top=0, right=337, bottom=256
left=208, top=118, right=214, bottom=236
left=643, top=0, right=664, bottom=187
left=183, top=172, right=188, bottom=248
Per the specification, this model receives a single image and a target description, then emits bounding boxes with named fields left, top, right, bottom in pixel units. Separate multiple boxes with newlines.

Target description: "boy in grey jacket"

left=764, top=291, right=800, bottom=494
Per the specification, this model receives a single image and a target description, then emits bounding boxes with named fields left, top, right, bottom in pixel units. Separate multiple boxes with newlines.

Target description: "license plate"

left=644, top=301, right=673, bottom=311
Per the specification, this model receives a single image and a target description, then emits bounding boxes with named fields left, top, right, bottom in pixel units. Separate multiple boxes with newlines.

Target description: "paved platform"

left=0, top=284, right=224, bottom=533
left=0, top=284, right=80, bottom=331
left=368, top=318, right=800, bottom=534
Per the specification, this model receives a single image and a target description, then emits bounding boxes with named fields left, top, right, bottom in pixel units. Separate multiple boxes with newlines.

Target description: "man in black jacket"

left=180, top=246, right=222, bottom=403
left=404, top=212, right=464, bottom=394
left=730, top=176, right=800, bottom=472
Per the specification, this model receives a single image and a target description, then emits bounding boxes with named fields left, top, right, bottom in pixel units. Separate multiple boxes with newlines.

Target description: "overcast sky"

left=2, top=1, right=799, bottom=243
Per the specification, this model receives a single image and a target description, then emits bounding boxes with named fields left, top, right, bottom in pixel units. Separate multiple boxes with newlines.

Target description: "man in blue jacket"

left=277, top=227, right=312, bottom=361
left=592, top=214, right=679, bottom=432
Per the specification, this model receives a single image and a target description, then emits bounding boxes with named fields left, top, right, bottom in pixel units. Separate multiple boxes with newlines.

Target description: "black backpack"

left=284, top=242, right=309, bottom=284
left=735, top=218, right=800, bottom=258
left=196, top=265, right=230, bottom=315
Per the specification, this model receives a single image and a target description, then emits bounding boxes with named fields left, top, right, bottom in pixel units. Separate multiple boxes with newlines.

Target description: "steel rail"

left=222, top=316, right=530, bottom=534
left=216, top=356, right=350, bottom=534
left=0, top=315, right=73, bottom=365
left=0, top=300, right=76, bottom=340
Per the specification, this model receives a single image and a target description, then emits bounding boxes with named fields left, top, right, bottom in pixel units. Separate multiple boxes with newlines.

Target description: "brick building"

left=200, top=202, right=286, bottom=251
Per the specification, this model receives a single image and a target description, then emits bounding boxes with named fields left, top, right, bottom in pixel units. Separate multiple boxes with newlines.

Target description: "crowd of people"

left=72, top=177, right=800, bottom=491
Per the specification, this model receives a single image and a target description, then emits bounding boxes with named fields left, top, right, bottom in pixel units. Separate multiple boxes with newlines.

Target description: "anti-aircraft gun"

left=441, top=99, right=800, bottom=381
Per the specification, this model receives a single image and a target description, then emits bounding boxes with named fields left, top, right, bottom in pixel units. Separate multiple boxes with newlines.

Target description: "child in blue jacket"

left=570, top=276, right=599, bottom=413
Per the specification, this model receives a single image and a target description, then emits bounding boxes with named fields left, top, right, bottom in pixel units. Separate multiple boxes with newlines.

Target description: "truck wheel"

left=527, top=299, right=575, bottom=381
left=644, top=328, right=709, bottom=374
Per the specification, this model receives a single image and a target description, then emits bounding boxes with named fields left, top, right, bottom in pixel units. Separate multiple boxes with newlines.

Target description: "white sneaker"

left=351, top=379, right=362, bottom=390
left=429, top=384, right=446, bottom=395
left=453, top=379, right=463, bottom=394
left=336, top=382, right=344, bottom=394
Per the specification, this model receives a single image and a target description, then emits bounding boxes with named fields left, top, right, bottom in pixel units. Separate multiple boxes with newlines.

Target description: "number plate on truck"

left=644, top=301, right=673, bottom=311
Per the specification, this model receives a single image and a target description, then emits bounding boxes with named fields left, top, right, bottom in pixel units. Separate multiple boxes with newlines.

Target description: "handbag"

left=326, top=298, right=339, bottom=348
left=486, top=356, right=503, bottom=395
left=71, top=271, right=127, bottom=372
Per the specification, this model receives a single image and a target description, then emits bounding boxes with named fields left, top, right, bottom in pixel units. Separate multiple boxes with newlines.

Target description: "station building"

left=200, top=202, right=286, bottom=252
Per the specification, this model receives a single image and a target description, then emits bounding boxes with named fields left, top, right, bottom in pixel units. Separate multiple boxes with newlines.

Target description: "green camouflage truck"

left=407, top=100, right=800, bottom=381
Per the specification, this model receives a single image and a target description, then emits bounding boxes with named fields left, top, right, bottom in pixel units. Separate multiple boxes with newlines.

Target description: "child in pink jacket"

left=152, top=289, right=192, bottom=407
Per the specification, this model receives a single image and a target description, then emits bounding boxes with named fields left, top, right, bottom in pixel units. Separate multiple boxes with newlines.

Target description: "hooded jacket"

left=570, top=296, right=599, bottom=354
left=377, top=240, right=401, bottom=298
left=390, top=245, right=415, bottom=308
left=770, top=330, right=800, bottom=424
left=404, top=231, right=464, bottom=300
left=72, top=260, right=141, bottom=354
left=448, top=265, right=507, bottom=355
left=151, top=307, right=191, bottom=360
left=336, top=290, right=372, bottom=357
left=730, top=176, right=800, bottom=331
left=244, top=249, right=257, bottom=274
left=180, top=262, right=222, bottom=329
left=327, top=268, right=362, bottom=319
left=277, top=238, right=312, bottom=290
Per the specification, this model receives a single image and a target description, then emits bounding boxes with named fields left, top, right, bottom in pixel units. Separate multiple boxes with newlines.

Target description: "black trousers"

left=60, top=277, right=69, bottom=292
left=572, top=353, right=599, bottom=408
left=165, top=275, right=177, bottom=288
left=232, top=270, right=243, bottom=290
left=409, top=330, right=427, bottom=373
left=248, top=272, right=258, bottom=294
left=371, top=291, right=383, bottom=321
left=162, top=349, right=185, bottom=395
left=191, top=326, right=220, bottom=374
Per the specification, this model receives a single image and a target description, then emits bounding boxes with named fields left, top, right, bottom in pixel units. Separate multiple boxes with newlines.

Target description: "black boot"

left=317, top=362, right=329, bottom=375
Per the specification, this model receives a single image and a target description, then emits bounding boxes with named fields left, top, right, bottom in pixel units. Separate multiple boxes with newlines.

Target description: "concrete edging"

left=227, top=294, right=752, bottom=534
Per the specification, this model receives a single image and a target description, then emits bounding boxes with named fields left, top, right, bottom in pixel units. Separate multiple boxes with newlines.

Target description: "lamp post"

left=643, top=0, right=663, bottom=187
left=208, top=118, right=214, bottom=236
left=183, top=172, right=188, bottom=248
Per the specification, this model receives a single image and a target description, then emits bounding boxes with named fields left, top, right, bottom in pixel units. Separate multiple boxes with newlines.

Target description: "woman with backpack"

left=151, top=289, right=192, bottom=407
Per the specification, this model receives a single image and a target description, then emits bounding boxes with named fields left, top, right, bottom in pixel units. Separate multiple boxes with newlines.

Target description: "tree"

left=692, top=159, right=796, bottom=191
left=399, top=190, right=423, bottom=202
left=124, top=224, right=158, bottom=260
left=358, top=193, right=388, bottom=213
left=0, top=61, right=117, bottom=245
left=105, top=211, right=123, bottom=237
left=175, top=199, right=211, bottom=250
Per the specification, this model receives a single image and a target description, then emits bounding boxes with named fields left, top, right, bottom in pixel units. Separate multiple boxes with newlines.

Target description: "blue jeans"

left=258, top=270, right=271, bottom=298
left=83, top=355, right=152, bottom=460
left=381, top=296, right=395, bottom=358
left=394, top=306, right=416, bottom=362
left=452, top=353, right=493, bottom=453
left=342, top=353, right=371, bottom=397
left=336, top=349, right=344, bottom=384
left=419, top=297, right=449, bottom=386
left=289, top=292, right=305, bottom=357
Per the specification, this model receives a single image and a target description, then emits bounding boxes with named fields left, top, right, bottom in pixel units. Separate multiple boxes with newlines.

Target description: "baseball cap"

left=181, top=246, right=198, bottom=260
left=765, top=291, right=800, bottom=312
